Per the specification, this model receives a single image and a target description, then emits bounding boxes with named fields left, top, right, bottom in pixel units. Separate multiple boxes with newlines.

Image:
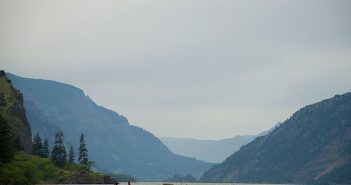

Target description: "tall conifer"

left=0, top=114, right=15, bottom=163
left=42, top=139, right=50, bottom=158
left=32, top=133, right=42, bottom=156
left=78, top=133, right=88, bottom=165
left=51, top=130, right=67, bottom=167
left=68, top=146, right=75, bottom=164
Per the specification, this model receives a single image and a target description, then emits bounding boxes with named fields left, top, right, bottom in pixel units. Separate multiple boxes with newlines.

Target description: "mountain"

left=161, top=136, right=255, bottom=163
left=201, top=92, right=351, bottom=184
left=0, top=71, right=32, bottom=152
left=7, top=73, right=211, bottom=181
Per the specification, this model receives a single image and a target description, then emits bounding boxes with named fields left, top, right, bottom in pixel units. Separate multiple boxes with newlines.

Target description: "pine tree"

left=15, top=135, right=23, bottom=151
left=78, top=133, right=88, bottom=165
left=51, top=130, right=67, bottom=167
left=42, top=139, right=50, bottom=158
left=32, top=132, right=42, bottom=156
left=0, top=114, right=15, bottom=163
left=68, top=146, right=75, bottom=164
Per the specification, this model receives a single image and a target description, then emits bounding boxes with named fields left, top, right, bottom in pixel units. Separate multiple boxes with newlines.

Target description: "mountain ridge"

left=7, top=72, right=211, bottom=181
left=201, top=92, right=351, bottom=184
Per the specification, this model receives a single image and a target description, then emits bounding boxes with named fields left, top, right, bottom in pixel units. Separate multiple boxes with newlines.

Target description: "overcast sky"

left=1, top=0, right=351, bottom=139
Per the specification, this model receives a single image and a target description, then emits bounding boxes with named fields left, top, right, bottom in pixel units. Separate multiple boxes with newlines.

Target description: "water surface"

left=62, top=182, right=294, bottom=185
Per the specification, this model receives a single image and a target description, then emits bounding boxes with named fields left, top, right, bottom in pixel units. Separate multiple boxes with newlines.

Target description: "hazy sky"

left=1, top=0, right=351, bottom=139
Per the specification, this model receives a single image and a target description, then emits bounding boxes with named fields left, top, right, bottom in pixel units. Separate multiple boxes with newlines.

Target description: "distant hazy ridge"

left=161, top=136, right=255, bottom=163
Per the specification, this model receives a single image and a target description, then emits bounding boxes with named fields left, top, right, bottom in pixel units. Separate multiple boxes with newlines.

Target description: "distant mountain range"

left=7, top=73, right=211, bottom=181
left=161, top=136, right=256, bottom=163
left=201, top=92, right=351, bottom=184
left=6, top=71, right=350, bottom=184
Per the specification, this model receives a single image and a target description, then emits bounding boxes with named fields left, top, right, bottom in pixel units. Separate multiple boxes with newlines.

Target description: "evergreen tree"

left=78, top=133, right=88, bottom=165
left=14, top=135, right=23, bottom=151
left=51, top=130, right=67, bottom=167
left=42, top=139, right=50, bottom=158
left=32, top=132, right=42, bottom=156
left=68, top=146, right=75, bottom=164
left=0, top=114, right=15, bottom=163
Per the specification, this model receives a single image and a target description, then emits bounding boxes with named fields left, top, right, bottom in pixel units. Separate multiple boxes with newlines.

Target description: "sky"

left=1, top=0, right=351, bottom=140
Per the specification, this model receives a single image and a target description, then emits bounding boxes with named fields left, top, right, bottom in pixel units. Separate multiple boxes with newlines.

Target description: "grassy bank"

left=0, top=152, right=115, bottom=184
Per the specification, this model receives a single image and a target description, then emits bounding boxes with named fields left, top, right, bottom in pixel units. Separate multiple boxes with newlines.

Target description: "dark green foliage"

left=14, top=135, right=24, bottom=152
left=78, top=133, right=88, bottom=166
left=0, top=114, right=15, bottom=163
left=33, top=133, right=50, bottom=158
left=0, top=152, right=116, bottom=185
left=201, top=92, right=351, bottom=184
left=0, top=152, right=58, bottom=185
left=42, top=139, right=49, bottom=158
left=32, top=132, right=42, bottom=156
left=68, top=146, right=75, bottom=164
left=51, top=130, right=67, bottom=167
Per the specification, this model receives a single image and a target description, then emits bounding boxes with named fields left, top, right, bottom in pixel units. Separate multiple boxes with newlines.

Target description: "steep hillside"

left=7, top=73, right=211, bottom=181
left=0, top=71, right=32, bottom=152
left=161, top=136, right=255, bottom=163
left=201, top=92, right=351, bottom=184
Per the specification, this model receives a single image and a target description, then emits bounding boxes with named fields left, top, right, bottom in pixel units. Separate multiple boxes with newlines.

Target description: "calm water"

left=59, top=182, right=295, bottom=185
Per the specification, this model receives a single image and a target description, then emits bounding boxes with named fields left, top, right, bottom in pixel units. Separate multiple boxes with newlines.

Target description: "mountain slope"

left=0, top=71, right=32, bottom=152
left=161, top=136, right=255, bottom=163
left=7, top=73, right=211, bottom=180
left=201, top=92, right=351, bottom=184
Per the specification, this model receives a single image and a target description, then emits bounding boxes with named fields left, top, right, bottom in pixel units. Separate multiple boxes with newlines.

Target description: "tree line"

left=0, top=114, right=92, bottom=169
left=0, top=113, right=90, bottom=171
left=32, top=131, right=90, bottom=168
left=1, top=114, right=121, bottom=185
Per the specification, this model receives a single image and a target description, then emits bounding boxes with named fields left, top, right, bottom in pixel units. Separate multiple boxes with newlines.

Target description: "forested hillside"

left=202, top=93, right=351, bottom=184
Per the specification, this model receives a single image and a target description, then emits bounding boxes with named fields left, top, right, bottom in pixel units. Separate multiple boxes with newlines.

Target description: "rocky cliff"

left=0, top=70, right=32, bottom=152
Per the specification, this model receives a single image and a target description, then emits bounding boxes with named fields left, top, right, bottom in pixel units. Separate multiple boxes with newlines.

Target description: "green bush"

left=0, top=152, right=59, bottom=184
left=0, top=152, right=116, bottom=184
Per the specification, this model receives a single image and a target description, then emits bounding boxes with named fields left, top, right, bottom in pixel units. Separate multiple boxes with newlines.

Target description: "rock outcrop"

left=0, top=70, right=32, bottom=152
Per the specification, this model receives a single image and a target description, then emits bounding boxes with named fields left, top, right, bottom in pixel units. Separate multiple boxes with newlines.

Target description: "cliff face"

left=0, top=70, right=32, bottom=152
left=201, top=92, right=351, bottom=184
left=8, top=73, right=211, bottom=181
